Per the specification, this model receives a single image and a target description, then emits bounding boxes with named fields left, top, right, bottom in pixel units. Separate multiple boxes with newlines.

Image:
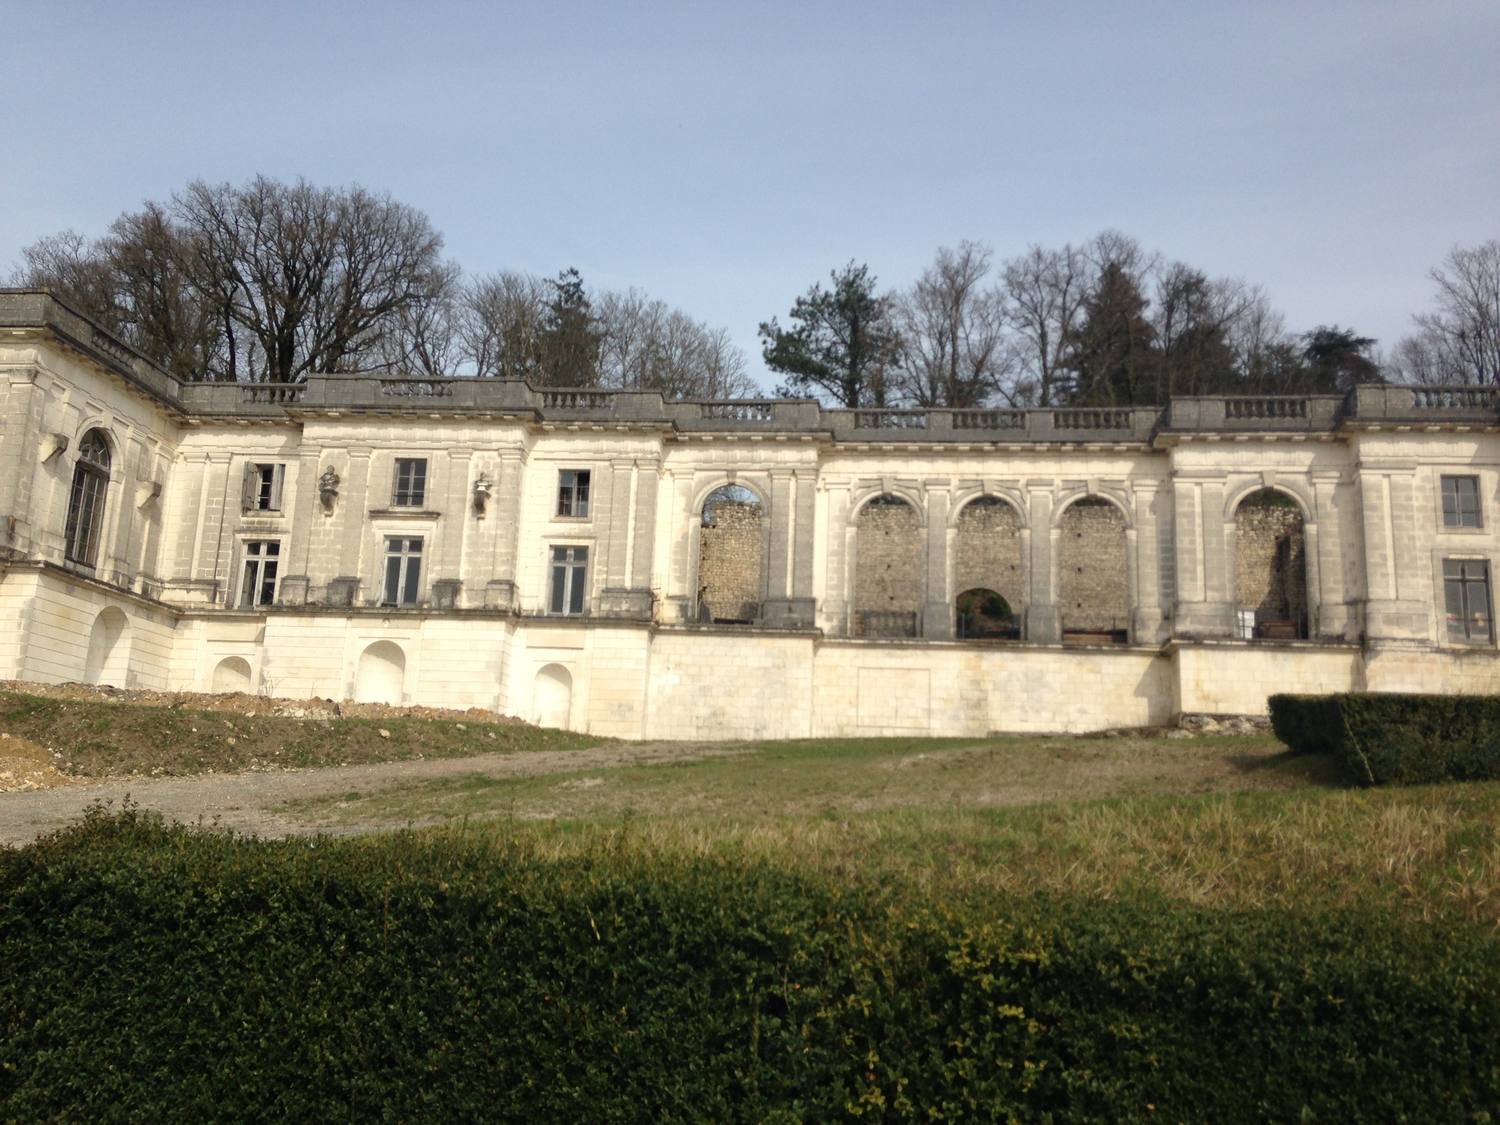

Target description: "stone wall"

left=952, top=497, right=1024, bottom=617
left=697, top=497, right=763, bottom=622
left=1235, top=492, right=1306, bottom=627
left=853, top=496, right=924, bottom=635
left=1058, top=498, right=1129, bottom=634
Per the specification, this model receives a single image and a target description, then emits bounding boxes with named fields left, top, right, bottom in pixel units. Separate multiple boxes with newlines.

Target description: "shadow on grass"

left=1225, top=747, right=1348, bottom=788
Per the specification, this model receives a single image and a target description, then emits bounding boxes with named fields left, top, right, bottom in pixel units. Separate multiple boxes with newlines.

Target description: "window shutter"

left=270, top=464, right=285, bottom=512
left=241, top=464, right=258, bottom=511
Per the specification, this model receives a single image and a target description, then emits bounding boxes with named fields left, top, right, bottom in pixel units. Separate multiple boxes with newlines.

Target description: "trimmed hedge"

left=3, top=807, right=1499, bottom=1121
left=1270, top=691, right=1500, bottom=785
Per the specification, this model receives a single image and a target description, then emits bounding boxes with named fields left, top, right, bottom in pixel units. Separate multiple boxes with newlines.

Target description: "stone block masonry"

left=697, top=497, right=762, bottom=622
left=1059, top=498, right=1129, bottom=634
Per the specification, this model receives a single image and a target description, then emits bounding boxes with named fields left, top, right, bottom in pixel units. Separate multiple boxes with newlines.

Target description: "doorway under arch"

left=354, top=641, right=406, bottom=705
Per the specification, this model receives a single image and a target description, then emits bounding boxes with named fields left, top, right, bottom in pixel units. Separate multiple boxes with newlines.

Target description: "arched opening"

left=953, top=496, right=1023, bottom=640
left=533, top=663, right=573, bottom=730
left=853, top=494, right=923, bottom=637
left=956, top=588, right=1016, bottom=639
left=212, top=656, right=254, bottom=694
left=1234, top=489, right=1308, bottom=640
left=1059, top=497, right=1129, bottom=644
left=354, top=641, right=406, bottom=705
left=65, top=429, right=112, bottom=568
left=696, top=484, right=763, bottom=625
left=83, top=607, right=129, bottom=686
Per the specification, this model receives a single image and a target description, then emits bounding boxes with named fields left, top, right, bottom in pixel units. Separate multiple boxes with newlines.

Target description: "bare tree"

left=597, top=288, right=754, bottom=398
left=894, top=241, right=1015, bottom=407
left=375, top=261, right=464, bottom=376
left=175, top=176, right=445, bottom=381
left=1001, top=242, right=1093, bottom=406
left=1405, top=241, right=1500, bottom=384
left=457, top=271, right=549, bottom=379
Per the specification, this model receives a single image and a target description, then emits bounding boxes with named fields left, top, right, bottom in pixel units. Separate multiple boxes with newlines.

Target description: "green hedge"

left=1270, top=691, right=1500, bottom=785
left=3, top=808, right=1499, bottom=1121
left=1267, top=693, right=1343, bottom=755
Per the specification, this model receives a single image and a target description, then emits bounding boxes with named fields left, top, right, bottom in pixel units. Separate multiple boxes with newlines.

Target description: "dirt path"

left=0, top=741, right=739, bottom=846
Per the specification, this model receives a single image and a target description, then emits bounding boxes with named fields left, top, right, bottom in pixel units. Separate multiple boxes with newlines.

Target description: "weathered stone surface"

left=1059, top=498, right=1128, bottom=634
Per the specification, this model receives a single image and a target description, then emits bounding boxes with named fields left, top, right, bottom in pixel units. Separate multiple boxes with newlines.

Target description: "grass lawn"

left=282, top=732, right=1500, bottom=930
left=0, top=690, right=598, bottom=777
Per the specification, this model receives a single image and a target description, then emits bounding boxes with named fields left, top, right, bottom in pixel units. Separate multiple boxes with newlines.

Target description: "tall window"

left=383, top=537, right=424, bottom=606
left=239, top=540, right=281, bottom=607
left=64, top=429, right=111, bottom=568
left=1442, top=475, right=1482, bottom=528
left=241, top=463, right=285, bottom=512
left=549, top=546, right=589, bottom=615
left=1444, top=559, right=1493, bottom=643
left=393, top=459, right=427, bottom=507
left=557, top=470, right=590, bottom=518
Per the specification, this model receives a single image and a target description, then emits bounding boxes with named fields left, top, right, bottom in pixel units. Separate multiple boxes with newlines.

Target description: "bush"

left=2, top=808, right=1498, bottom=1121
left=1267, top=693, right=1343, bottom=755
left=1270, top=691, right=1500, bottom=785
left=1340, top=692, right=1500, bottom=785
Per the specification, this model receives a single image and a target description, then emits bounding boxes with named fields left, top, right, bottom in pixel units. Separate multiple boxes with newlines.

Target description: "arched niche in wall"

left=83, top=607, right=130, bottom=686
left=533, top=663, right=573, bottom=730
left=212, top=656, right=254, bottom=694
left=1058, top=496, right=1129, bottom=643
left=853, top=493, right=924, bottom=637
left=354, top=640, right=406, bottom=705
left=952, top=495, right=1023, bottom=639
left=1233, top=488, right=1308, bottom=640
left=696, top=483, right=765, bottom=624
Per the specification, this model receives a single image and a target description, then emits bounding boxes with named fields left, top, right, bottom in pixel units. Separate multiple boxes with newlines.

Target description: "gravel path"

left=0, top=741, right=737, bottom=846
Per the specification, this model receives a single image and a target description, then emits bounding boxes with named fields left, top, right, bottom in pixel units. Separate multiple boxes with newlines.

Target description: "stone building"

left=2, top=290, right=1499, bottom=737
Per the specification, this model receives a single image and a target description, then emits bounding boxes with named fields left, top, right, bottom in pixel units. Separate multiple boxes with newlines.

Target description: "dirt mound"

left=0, top=731, right=74, bottom=792
left=0, top=680, right=526, bottom=725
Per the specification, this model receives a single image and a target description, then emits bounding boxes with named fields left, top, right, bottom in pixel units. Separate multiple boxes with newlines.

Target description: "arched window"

left=953, top=496, right=1023, bottom=640
left=1234, top=489, right=1307, bottom=639
left=1059, top=496, right=1129, bottom=644
left=853, top=494, right=923, bottom=637
left=697, top=484, right=764, bottom=624
left=64, top=429, right=111, bottom=568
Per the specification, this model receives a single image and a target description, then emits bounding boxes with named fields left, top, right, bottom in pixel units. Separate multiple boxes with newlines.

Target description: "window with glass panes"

left=239, top=541, right=281, bottom=607
left=242, top=463, right=285, bottom=512
left=64, top=429, right=111, bottom=568
left=1444, top=559, right=1493, bottom=643
left=383, top=537, right=424, bottom=606
left=1441, top=475, right=1482, bottom=528
left=556, top=470, right=590, bottom=517
left=392, top=459, right=427, bottom=506
left=549, top=545, right=589, bottom=615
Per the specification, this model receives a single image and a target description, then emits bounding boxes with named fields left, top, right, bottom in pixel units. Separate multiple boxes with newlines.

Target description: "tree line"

left=761, top=234, right=1499, bottom=408
left=11, top=175, right=1497, bottom=403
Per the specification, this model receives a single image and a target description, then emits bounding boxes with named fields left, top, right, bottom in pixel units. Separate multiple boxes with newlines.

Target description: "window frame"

left=237, top=539, right=282, bottom=608
left=392, top=458, right=429, bottom=508
left=547, top=544, right=590, bottom=616
left=241, top=463, right=286, bottom=513
left=382, top=535, right=426, bottom=607
left=1440, top=474, right=1483, bottom=530
left=1442, top=557, right=1494, bottom=645
left=64, top=429, right=112, bottom=569
left=556, top=469, right=591, bottom=519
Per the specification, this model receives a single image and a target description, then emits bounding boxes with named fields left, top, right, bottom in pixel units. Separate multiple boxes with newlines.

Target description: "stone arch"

left=695, top=483, right=766, bottom=624
left=353, top=640, right=406, bottom=705
left=1057, top=496, right=1130, bottom=643
left=952, top=495, right=1024, bottom=639
left=853, top=493, right=924, bottom=637
left=83, top=607, right=130, bottom=686
left=533, top=663, right=573, bottom=729
left=212, top=656, right=254, bottom=694
left=1053, top=487, right=1132, bottom=530
left=1233, top=488, right=1308, bottom=639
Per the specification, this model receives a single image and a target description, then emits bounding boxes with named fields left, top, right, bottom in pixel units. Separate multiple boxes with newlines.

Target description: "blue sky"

left=5, top=1, right=1496, bottom=388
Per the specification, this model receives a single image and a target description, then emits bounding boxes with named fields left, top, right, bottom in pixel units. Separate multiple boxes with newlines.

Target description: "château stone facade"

left=3, top=289, right=1500, bottom=737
